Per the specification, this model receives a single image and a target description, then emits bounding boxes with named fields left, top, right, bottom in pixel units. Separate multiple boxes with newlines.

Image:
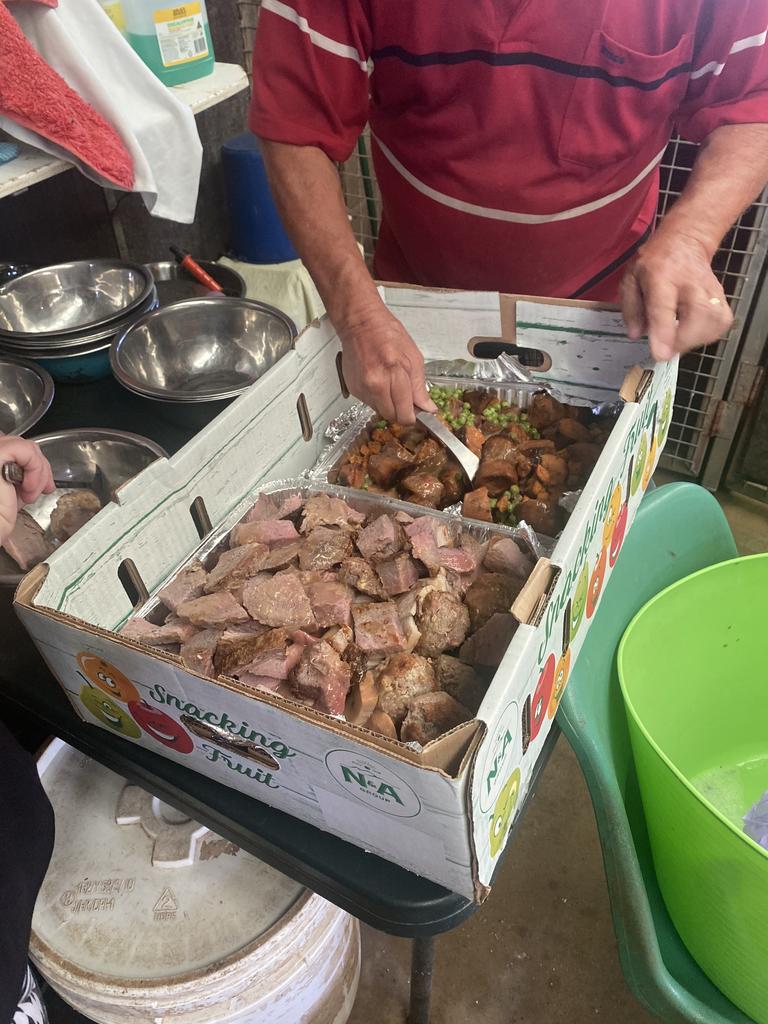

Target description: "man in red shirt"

left=251, top=1, right=768, bottom=422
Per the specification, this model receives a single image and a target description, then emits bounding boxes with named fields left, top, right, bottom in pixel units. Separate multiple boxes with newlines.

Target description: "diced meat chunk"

left=159, top=560, right=207, bottom=612
left=259, top=541, right=300, bottom=570
left=415, top=591, right=471, bottom=658
left=483, top=537, right=532, bottom=578
left=177, top=591, right=248, bottom=629
left=121, top=616, right=197, bottom=646
left=527, top=392, right=566, bottom=431
left=368, top=443, right=414, bottom=488
left=413, top=438, right=448, bottom=475
left=276, top=493, right=304, bottom=518
left=301, top=493, right=364, bottom=533
left=3, top=510, right=54, bottom=571
left=462, top=487, right=493, bottom=523
left=355, top=514, right=403, bottom=562
left=405, top=515, right=451, bottom=572
left=237, top=673, right=282, bottom=693
left=243, top=574, right=315, bottom=630
left=180, top=628, right=221, bottom=677
left=465, top=573, right=522, bottom=632
left=474, top=460, right=519, bottom=497
left=49, top=490, right=101, bottom=544
left=290, top=640, right=351, bottom=715
left=352, top=602, right=408, bottom=655
left=460, top=613, right=518, bottom=667
left=401, top=692, right=472, bottom=745
left=205, top=544, right=268, bottom=592
left=338, top=556, right=384, bottom=597
left=232, top=628, right=303, bottom=679
left=437, top=547, right=477, bottom=575
left=306, top=580, right=353, bottom=628
left=376, top=554, right=420, bottom=596
left=367, top=709, right=398, bottom=740
left=400, top=472, right=444, bottom=508
left=232, top=518, right=299, bottom=547
left=336, top=462, right=367, bottom=489
left=375, top=653, right=437, bottom=726
left=439, top=464, right=465, bottom=506
left=299, top=527, right=353, bottom=571
left=436, top=655, right=487, bottom=712
left=242, top=493, right=279, bottom=522
left=214, top=623, right=274, bottom=675
left=482, top=435, right=517, bottom=462
left=516, top=498, right=564, bottom=537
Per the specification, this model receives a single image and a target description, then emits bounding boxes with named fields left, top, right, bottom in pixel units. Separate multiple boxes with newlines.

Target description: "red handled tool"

left=169, top=245, right=224, bottom=294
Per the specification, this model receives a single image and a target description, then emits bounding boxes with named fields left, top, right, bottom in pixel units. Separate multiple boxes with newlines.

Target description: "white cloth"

left=1, top=0, right=202, bottom=222
left=219, top=256, right=326, bottom=332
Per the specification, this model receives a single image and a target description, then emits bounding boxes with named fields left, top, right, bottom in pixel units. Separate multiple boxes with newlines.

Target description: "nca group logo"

left=325, top=749, right=421, bottom=817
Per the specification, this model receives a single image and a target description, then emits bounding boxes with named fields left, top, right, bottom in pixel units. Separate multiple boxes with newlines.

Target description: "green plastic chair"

left=558, top=482, right=753, bottom=1024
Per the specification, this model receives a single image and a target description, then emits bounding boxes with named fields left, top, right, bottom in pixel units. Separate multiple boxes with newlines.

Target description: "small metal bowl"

left=0, top=429, right=167, bottom=588
left=111, top=297, right=297, bottom=404
left=0, top=260, right=155, bottom=337
left=146, top=261, right=246, bottom=304
left=0, top=355, right=54, bottom=435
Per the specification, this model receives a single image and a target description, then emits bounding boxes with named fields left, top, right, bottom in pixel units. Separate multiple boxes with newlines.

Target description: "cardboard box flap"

left=32, top=328, right=351, bottom=626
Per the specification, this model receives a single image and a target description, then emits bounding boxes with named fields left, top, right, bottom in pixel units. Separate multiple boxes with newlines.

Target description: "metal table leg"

left=408, top=935, right=436, bottom=1024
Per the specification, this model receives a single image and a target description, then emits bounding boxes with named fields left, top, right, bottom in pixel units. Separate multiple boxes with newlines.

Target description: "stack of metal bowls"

left=111, top=296, right=296, bottom=428
left=0, top=260, right=157, bottom=384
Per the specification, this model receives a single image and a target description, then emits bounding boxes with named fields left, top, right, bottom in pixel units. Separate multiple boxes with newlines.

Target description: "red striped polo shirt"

left=250, top=0, right=768, bottom=301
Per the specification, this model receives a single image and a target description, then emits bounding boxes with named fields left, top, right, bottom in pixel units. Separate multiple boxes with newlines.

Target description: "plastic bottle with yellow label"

left=123, top=0, right=215, bottom=86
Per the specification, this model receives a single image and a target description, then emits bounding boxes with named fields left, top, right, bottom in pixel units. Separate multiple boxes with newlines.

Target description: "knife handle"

left=2, top=461, right=23, bottom=485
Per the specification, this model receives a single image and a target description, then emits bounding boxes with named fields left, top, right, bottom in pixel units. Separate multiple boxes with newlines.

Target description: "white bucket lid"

left=32, top=741, right=304, bottom=984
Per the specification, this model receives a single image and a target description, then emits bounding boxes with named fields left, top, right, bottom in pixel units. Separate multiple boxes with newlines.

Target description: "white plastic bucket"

left=31, top=740, right=360, bottom=1023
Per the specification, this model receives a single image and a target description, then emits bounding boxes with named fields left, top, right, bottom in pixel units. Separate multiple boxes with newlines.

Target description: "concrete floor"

left=42, top=486, right=766, bottom=1024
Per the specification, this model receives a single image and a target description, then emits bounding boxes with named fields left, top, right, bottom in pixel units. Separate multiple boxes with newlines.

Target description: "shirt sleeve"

left=677, top=0, right=768, bottom=141
left=249, top=0, right=372, bottom=163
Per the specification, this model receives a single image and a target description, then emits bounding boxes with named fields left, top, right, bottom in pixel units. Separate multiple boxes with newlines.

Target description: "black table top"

left=0, top=378, right=559, bottom=937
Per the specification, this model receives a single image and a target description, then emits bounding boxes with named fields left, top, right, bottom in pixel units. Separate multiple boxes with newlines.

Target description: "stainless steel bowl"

left=0, top=355, right=54, bottom=435
left=146, top=261, right=246, bottom=304
left=0, top=428, right=167, bottom=588
left=0, top=260, right=155, bottom=337
left=111, top=297, right=297, bottom=403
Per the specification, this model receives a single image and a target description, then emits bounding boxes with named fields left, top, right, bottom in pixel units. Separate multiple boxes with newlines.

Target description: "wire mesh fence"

left=239, top=3, right=768, bottom=477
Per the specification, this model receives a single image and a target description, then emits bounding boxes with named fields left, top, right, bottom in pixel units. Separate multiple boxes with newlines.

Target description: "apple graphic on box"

left=548, top=648, right=572, bottom=720
left=80, top=686, right=141, bottom=738
left=630, top=434, right=648, bottom=496
left=128, top=701, right=194, bottom=753
left=570, top=564, right=588, bottom=639
left=77, top=652, right=139, bottom=704
left=489, top=768, right=521, bottom=858
left=530, top=654, right=555, bottom=741
left=586, top=549, right=607, bottom=619
left=602, top=484, right=622, bottom=549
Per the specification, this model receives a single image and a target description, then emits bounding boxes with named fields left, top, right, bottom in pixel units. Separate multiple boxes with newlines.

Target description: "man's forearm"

left=259, top=139, right=383, bottom=330
left=659, top=123, right=768, bottom=256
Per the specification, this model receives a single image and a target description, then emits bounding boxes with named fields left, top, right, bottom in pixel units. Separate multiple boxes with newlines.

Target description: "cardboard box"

left=15, top=287, right=677, bottom=900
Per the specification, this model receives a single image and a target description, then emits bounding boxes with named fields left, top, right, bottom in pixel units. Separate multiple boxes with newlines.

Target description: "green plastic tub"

left=619, top=553, right=768, bottom=1024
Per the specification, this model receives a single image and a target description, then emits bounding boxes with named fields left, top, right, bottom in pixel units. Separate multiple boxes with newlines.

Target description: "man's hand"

left=339, top=307, right=437, bottom=424
left=620, top=229, right=733, bottom=362
left=0, top=436, right=55, bottom=544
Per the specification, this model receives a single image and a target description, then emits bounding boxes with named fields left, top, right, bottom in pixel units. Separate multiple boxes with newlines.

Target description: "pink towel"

left=0, top=1, right=134, bottom=188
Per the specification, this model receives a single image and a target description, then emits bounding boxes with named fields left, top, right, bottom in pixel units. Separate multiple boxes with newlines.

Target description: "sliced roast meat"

left=483, top=537, right=532, bottom=578
left=352, top=601, right=408, bottom=655
left=301, top=493, right=364, bottom=533
left=436, top=655, right=488, bottom=712
left=158, top=560, right=208, bottom=612
left=290, top=640, right=351, bottom=715
left=232, top=518, right=299, bottom=547
left=460, top=612, right=518, bottom=667
left=299, top=526, right=353, bottom=571
left=3, top=510, right=55, bottom=571
left=180, top=628, right=221, bottom=677
left=205, top=543, right=268, bottom=593
left=462, top=487, right=493, bottom=523
left=355, top=514, right=402, bottom=562
left=243, top=573, right=315, bottom=630
left=121, top=616, right=197, bottom=647
left=415, top=590, right=471, bottom=658
left=376, top=553, right=420, bottom=596
left=400, top=472, right=444, bottom=508
left=375, top=652, right=437, bottom=726
left=401, top=692, right=472, bottom=745
left=233, top=628, right=303, bottom=679
left=465, top=572, right=522, bottom=632
left=49, top=489, right=101, bottom=544
left=177, top=591, right=248, bottom=629
left=306, top=580, right=353, bottom=627
left=338, top=555, right=384, bottom=598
